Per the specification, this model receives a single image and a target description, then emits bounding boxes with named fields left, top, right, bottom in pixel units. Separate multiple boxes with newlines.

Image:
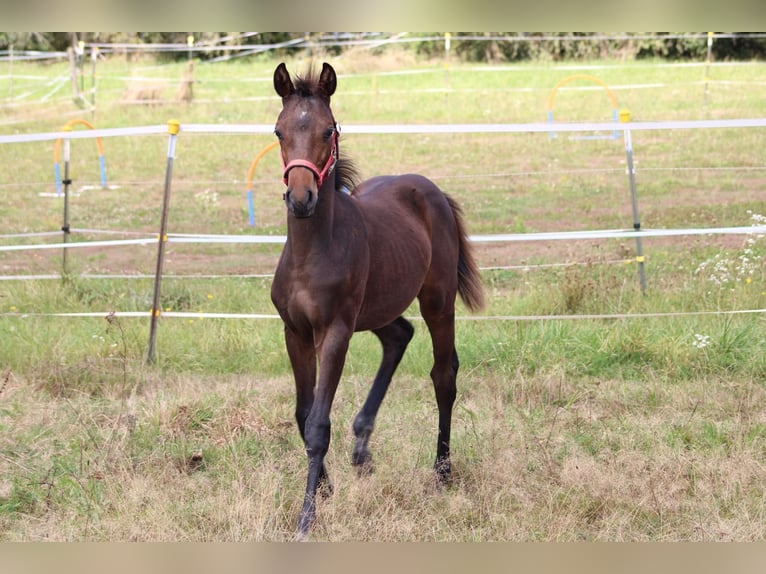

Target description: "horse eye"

left=274, top=128, right=283, bottom=141
left=323, top=127, right=334, bottom=141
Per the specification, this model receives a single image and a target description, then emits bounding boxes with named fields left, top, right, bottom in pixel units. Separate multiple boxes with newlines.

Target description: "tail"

left=446, top=194, right=485, bottom=312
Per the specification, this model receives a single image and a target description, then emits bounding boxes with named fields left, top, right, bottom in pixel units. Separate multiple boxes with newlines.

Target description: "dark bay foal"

left=270, top=62, right=484, bottom=538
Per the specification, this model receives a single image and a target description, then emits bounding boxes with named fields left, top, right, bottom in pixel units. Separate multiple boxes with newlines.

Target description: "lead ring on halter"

left=281, top=124, right=340, bottom=188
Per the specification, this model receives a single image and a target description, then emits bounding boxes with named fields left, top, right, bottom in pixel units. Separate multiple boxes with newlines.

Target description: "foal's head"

left=273, top=62, right=339, bottom=218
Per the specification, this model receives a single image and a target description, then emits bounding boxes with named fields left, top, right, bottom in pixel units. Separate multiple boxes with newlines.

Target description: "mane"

left=293, top=69, right=322, bottom=98
left=335, top=156, right=360, bottom=194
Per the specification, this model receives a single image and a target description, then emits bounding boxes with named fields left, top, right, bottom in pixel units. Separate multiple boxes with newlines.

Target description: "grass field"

left=1, top=49, right=766, bottom=540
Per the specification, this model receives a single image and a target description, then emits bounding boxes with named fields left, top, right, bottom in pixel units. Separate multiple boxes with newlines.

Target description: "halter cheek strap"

left=282, top=128, right=339, bottom=188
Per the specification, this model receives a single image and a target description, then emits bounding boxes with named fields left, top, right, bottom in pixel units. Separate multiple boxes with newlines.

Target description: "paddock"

left=1, top=56, right=765, bottom=541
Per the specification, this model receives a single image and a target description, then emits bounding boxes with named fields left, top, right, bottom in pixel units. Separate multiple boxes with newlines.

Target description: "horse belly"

left=355, top=223, right=431, bottom=331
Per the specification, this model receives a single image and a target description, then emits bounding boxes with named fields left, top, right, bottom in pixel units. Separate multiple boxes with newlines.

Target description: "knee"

left=305, top=417, right=332, bottom=456
left=295, top=407, right=311, bottom=429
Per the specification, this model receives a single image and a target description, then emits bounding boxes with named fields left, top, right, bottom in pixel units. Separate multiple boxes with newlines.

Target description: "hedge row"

left=2, top=32, right=765, bottom=62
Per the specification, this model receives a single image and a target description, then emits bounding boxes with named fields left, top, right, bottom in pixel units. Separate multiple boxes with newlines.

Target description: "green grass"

left=1, top=51, right=766, bottom=540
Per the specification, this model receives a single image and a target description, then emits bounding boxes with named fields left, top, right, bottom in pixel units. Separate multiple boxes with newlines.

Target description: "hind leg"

left=352, top=316, right=414, bottom=472
left=419, top=292, right=459, bottom=483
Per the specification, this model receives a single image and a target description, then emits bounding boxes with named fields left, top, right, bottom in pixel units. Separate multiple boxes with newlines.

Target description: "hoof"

left=434, top=458, right=452, bottom=486
left=318, top=478, right=334, bottom=499
left=297, top=508, right=315, bottom=539
left=353, top=458, right=375, bottom=477
left=352, top=444, right=374, bottom=471
left=318, top=466, right=334, bottom=498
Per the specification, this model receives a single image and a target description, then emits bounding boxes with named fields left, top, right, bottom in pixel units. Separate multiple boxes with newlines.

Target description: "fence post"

left=146, top=119, right=180, bottom=364
left=7, top=44, right=12, bottom=100
left=90, top=46, right=98, bottom=110
left=620, top=109, right=647, bottom=293
left=61, top=125, right=73, bottom=276
left=704, top=32, right=714, bottom=107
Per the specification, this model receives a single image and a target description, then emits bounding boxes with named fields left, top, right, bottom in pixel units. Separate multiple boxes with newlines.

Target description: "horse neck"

left=286, top=179, right=338, bottom=254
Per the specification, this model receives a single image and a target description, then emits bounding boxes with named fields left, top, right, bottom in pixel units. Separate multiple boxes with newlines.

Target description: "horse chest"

left=278, top=270, right=355, bottom=332
left=279, top=288, right=309, bottom=326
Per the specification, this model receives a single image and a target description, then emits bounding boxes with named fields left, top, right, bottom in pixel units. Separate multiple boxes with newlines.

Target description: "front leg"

left=284, top=327, right=332, bottom=491
left=297, top=321, right=353, bottom=538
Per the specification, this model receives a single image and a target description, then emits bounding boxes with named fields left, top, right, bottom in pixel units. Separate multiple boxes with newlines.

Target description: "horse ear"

left=317, top=62, right=337, bottom=99
left=273, top=63, right=294, bottom=99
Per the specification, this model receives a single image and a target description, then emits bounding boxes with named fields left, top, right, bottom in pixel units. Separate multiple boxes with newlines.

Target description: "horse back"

left=353, top=173, right=458, bottom=251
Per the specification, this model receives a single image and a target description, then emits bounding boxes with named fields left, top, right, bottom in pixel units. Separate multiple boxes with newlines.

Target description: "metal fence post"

left=620, top=109, right=647, bottom=293
left=146, top=119, right=180, bottom=364
left=61, top=125, right=72, bottom=275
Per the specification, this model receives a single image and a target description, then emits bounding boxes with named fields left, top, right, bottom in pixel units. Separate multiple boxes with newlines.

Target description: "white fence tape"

left=336, top=118, right=766, bottom=135
left=182, top=118, right=766, bottom=136
left=3, top=225, right=764, bottom=253
left=167, top=233, right=287, bottom=244
left=4, top=308, right=765, bottom=322
left=468, top=225, right=766, bottom=243
left=0, top=237, right=158, bottom=252
left=2, top=118, right=766, bottom=145
left=0, top=124, right=167, bottom=144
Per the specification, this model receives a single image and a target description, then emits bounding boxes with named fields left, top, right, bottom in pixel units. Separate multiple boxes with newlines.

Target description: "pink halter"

left=281, top=127, right=339, bottom=188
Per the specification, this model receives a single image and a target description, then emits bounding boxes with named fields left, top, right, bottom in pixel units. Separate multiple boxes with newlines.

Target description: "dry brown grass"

left=3, top=364, right=766, bottom=541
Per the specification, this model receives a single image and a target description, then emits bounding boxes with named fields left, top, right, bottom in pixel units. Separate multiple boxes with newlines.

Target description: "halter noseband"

left=281, top=126, right=339, bottom=188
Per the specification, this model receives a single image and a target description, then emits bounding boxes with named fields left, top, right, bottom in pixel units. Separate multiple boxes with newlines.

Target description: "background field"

left=1, top=46, right=766, bottom=540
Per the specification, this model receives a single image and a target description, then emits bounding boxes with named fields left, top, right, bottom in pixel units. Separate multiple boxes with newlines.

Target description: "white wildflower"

left=692, top=334, right=711, bottom=349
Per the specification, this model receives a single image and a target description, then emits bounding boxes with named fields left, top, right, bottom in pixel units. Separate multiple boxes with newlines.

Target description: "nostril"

left=305, top=190, right=313, bottom=204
